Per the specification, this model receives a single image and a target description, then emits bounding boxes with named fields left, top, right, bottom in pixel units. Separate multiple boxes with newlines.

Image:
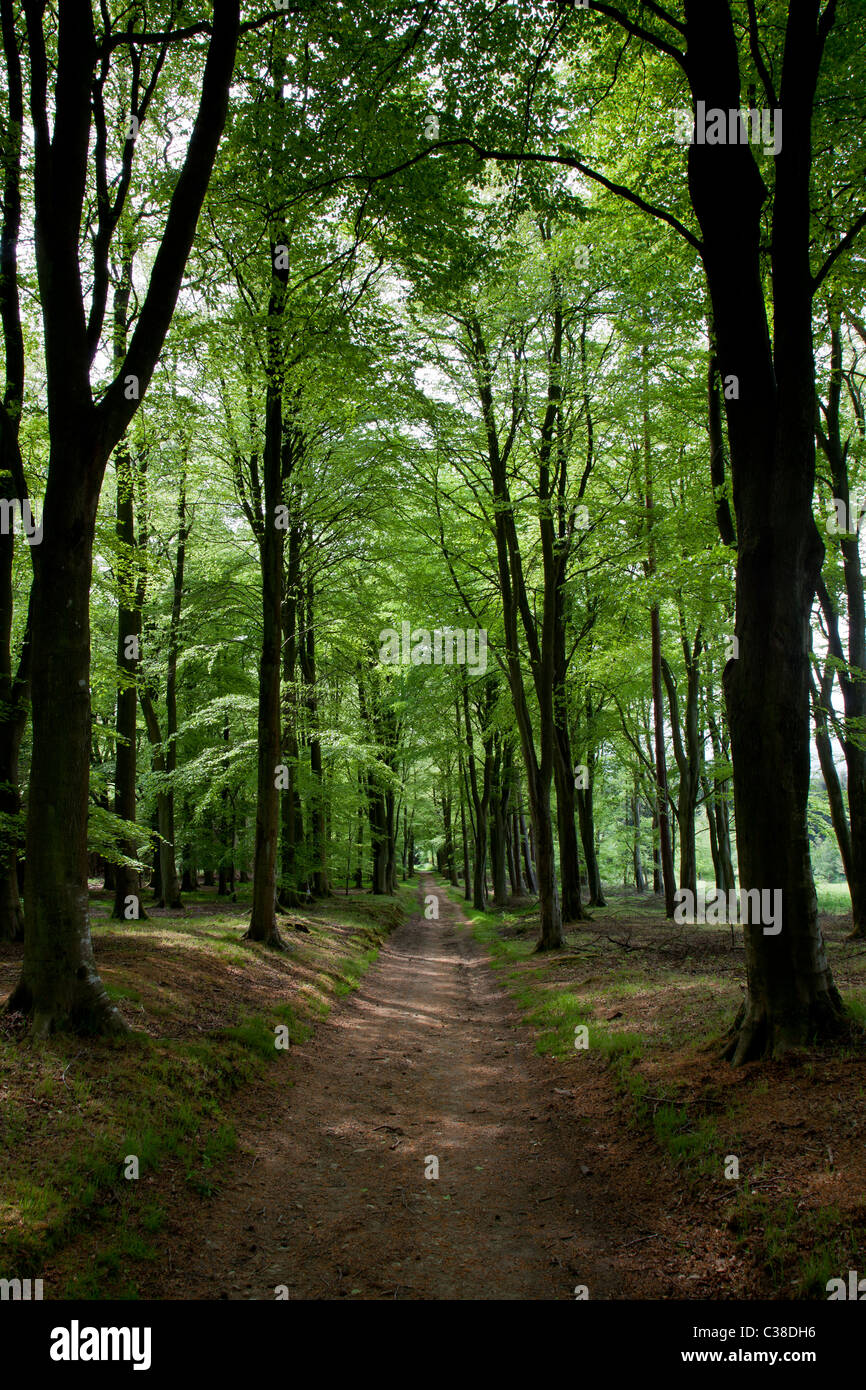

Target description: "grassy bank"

left=441, top=878, right=866, bottom=1298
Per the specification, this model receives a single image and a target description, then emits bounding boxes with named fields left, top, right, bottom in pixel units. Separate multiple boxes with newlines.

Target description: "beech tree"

left=5, top=1, right=240, bottom=1034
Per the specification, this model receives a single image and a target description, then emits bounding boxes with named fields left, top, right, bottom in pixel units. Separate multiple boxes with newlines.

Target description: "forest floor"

left=133, top=871, right=682, bottom=1300
left=2, top=874, right=865, bottom=1299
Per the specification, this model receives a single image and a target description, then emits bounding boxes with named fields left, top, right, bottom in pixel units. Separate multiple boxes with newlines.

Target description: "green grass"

left=439, top=875, right=866, bottom=1297
left=729, top=1192, right=861, bottom=1298
left=438, top=883, right=733, bottom=1194
left=815, top=881, right=852, bottom=914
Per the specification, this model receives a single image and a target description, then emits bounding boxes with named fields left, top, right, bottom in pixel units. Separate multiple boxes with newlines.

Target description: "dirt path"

left=141, top=877, right=694, bottom=1300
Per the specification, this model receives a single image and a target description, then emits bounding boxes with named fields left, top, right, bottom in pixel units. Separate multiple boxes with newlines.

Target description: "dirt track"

left=141, top=876, right=690, bottom=1299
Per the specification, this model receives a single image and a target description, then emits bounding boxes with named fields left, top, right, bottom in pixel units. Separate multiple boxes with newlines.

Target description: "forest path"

left=143, top=876, right=671, bottom=1299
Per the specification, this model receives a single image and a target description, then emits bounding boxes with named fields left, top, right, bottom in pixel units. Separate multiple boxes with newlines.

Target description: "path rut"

left=144, top=877, right=659, bottom=1299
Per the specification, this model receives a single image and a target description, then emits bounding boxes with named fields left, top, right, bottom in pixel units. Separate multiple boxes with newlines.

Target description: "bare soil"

left=135, top=875, right=742, bottom=1300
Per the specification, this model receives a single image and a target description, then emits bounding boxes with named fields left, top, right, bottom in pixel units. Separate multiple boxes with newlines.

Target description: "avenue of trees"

left=0, top=1, right=864, bottom=1064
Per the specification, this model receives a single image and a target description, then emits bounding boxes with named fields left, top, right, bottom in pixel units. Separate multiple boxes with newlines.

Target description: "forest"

left=1, top=0, right=866, bottom=1331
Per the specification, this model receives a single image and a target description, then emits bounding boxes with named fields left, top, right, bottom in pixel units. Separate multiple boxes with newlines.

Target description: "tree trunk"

left=354, top=769, right=365, bottom=889
left=662, top=645, right=701, bottom=898
left=520, top=808, right=537, bottom=893
left=632, top=786, right=646, bottom=892
left=552, top=730, right=585, bottom=921
left=300, top=570, right=329, bottom=897
left=5, top=0, right=239, bottom=1035
left=815, top=315, right=866, bottom=936
left=0, top=577, right=28, bottom=942
left=507, top=809, right=524, bottom=896
left=576, top=748, right=605, bottom=906
left=684, top=1, right=845, bottom=1059
left=245, top=414, right=285, bottom=947
left=9, top=470, right=126, bottom=1034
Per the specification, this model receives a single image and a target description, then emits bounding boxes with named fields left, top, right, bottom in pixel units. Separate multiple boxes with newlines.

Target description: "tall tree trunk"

left=815, top=315, right=866, bottom=936
left=279, top=524, right=303, bottom=907
left=706, top=694, right=736, bottom=894
left=489, top=744, right=509, bottom=908
left=520, top=807, right=537, bottom=893
left=456, top=699, right=472, bottom=900
left=0, top=0, right=29, bottom=944
left=575, top=728, right=605, bottom=906
left=0, top=599, right=29, bottom=942
left=644, top=358, right=677, bottom=917
left=662, top=641, right=702, bottom=898
left=300, top=570, right=329, bottom=897
left=246, top=414, right=286, bottom=945
left=632, top=782, right=646, bottom=892
left=810, top=649, right=853, bottom=888
left=5, top=0, right=239, bottom=1034
left=109, top=241, right=147, bottom=923
left=552, top=733, right=584, bottom=921
left=461, top=670, right=493, bottom=912
left=507, top=808, right=524, bottom=895
left=354, top=769, right=365, bottom=889
left=684, top=0, right=844, bottom=1059
left=9, top=470, right=126, bottom=1033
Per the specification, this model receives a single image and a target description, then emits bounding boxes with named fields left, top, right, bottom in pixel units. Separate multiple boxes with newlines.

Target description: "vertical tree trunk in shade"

left=299, top=568, right=329, bottom=897
left=551, top=454, right=587, bottom=920
left=662, top=640, right=702, bottom=899
left=109, top=241, right=147, bottom=923
left=0, top=0, right=29, bottom=945
left=814, top=315, right=866, bottom=937
left=649, top=609, right=676, bottom=918
left=632, top=784, right=646, bottom=892
left=644, top=363, right=676, bottom=918
left=652, top=815, right=662, bottom=895
left=705, top=686, right=736, bottom=895
left=467, top=319, right=562, bottom=948
left=246, top=447, right=285, bottom=944
left=678, top=0, right=846, bottom=1058
left=507, top=809, right=524, bottom=895
left=111, top=491, right=144, bottom=920
left=552, top=737, right=584, bottom=920
left=278, top=524, right=304, bottom=907
left=357, top=657, right=400, bottom=896
left=4, top=1, right=240, bottom=1034
left=217, top=713, right=233, bottom=896
left=0, top=599, right=29, bottom=942
left=354, top=769, right=365, bottom=889
left=139, top=476, right=187, bottom=912
left=489, top=737, right=511, bottom=907
left=456, top=699, right=472, bottom=900
left=461, top=670, right=494, bottom=911
left=140, top=694, right=182, bottom=910
left=520, top=808, right=538, bottom=893
left=575, top=730, right=605, bottom=906
left=702, top=773, right=724, bottom=891
left=111, top=438, right=147, bottom=923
